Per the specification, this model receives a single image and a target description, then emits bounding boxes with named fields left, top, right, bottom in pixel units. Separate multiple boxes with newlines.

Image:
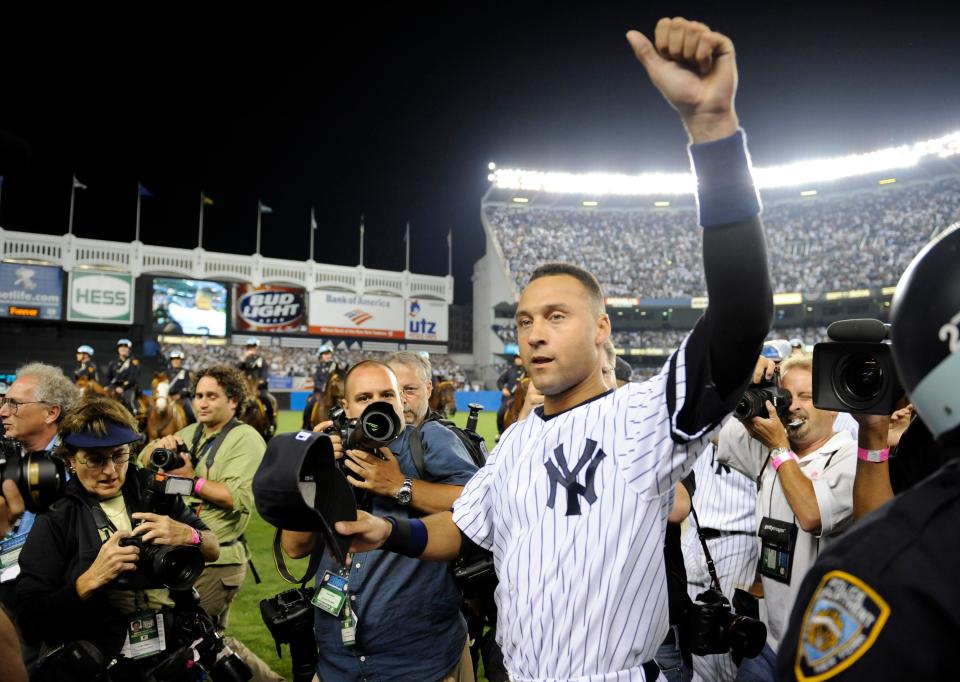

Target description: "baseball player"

left=333, top=17, right=773, bottom=681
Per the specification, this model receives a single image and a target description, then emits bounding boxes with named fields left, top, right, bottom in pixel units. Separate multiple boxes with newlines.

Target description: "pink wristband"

left=190, top=527, right=201, bottom=546
left=194, top=477, right=207, bottom=495
left=857, top=447, right=890, bottom=463
left=771, top=449, right=798, bottom=471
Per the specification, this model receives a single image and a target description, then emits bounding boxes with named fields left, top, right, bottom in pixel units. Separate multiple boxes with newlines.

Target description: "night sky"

left=2, top=3, right=958, bottom=304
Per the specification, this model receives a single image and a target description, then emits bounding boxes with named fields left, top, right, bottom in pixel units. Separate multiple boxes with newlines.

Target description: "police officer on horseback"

left=105, top=338, right=141, bottom=415
left=167, top=350, right=196, bottom=423
left=73, top=345, right=99, bottom=384
left=301, top=344, right=345, bottom=429
left=237, top=337, right=275, bottom=427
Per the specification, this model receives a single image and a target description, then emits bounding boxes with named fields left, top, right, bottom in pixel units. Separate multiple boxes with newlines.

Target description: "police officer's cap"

left=317, top=344, right=333, bottom=355
left=891, top=223, right=960, bottom=440
left=168, top=350, right=185, bottom=359
left=245, top=337, right=260, bottom=347
left=116, top=338, right=133, bottom=348
left=789, top=338, right=804, bottom=349
left=77, top=344, right=95, bottom=356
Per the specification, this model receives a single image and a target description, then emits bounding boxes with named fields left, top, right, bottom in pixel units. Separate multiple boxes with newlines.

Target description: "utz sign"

left=405, top=298, right=448, bottom=342
left=234, top=284, right=306, bottom=332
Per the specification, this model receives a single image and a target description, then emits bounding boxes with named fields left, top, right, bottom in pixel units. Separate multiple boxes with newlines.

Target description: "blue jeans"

left=735, top=643, right=777, bottom=682
left=655, top=627, right=692, bottom=682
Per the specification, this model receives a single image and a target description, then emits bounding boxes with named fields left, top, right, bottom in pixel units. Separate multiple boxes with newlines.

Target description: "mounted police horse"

left=239, top=374, right=277, bottom=441
left=146, top=372, right=190, bottom=441
left=305, top=371, right=345, bottom=430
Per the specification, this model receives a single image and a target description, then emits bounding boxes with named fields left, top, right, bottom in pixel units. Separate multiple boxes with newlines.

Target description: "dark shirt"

left=496, top=365, right=525, bottom=396
left=106, top=356, right=140, bottom=389
left=777, top=453, right=960, bottom=681
left=312, top=421, right=478, bottom=682
left=73, top=361, right=98, bottom=383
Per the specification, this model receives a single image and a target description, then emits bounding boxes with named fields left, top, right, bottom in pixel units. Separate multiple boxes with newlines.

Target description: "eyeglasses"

left=76, top=451, right=132, bottom=470
left=0, top=397, right=53, bottom=415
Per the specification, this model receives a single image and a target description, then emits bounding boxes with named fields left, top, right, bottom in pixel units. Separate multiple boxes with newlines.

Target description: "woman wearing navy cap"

left=15, top=395, right=219, bottom=680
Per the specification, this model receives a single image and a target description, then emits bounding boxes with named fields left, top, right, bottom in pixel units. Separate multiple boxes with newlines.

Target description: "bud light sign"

left=405, top=298, right=448, bottom=342
left=233, top=284, right=306, bottom=332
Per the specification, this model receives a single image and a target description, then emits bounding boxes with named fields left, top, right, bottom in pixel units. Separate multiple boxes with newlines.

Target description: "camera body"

left=813, top=319, right=903, bottom=415
left=260, top=588, right=319, bottom=682
left=115, top=472, right=204, bottom=590
left=0, top=437, right=66, bottom=513
left=683, top=588, right=766, bottom=659
left=150, top=442, right=190, bottom=471
left=734, top=376, right=792, bottom=421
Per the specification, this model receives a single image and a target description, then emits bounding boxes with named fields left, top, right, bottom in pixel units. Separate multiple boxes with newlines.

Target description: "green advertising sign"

left=67, top=271, right=134, bottom=324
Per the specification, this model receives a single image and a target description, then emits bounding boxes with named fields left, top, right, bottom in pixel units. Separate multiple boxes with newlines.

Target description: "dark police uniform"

left=301, top=359, right=344, bottom=429
left=73, top=360, right=99, bottom=384
left=777, top=455, right=960, bottom=681
left=238, top=354, right=274, bottom=422
left=167, top=364, right=195, bottom=423
left=495, top=364, right=525, bottom=433
left=105, top=355, right=141, bottom=414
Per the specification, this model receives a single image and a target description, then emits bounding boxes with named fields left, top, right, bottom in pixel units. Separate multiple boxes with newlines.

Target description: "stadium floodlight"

left=512, top=197, right=529, bottom=204
left=582, top=200, right=599, bottom=207
left=488, top=174, right=496, bottom=182
left=878, top=178, right=897, bottom=185
left=653, top=201, right=671, bottom=207
left=489, top=130, right=960, bottom=195
left=488, top=162, right=497, bottom=171
left=800, top=190, right=818, bottom=197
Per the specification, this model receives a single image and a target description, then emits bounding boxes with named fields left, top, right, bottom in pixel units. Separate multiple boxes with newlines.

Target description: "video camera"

left=0, top=436, right=67, bottom=512
left=116, top=472, right=204, bottom=590
left=813, top=319, right=904, bottom=414
left=260, top=587, right=319, bottom=682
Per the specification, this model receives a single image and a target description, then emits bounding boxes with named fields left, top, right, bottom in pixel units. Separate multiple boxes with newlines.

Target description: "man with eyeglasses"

left=139, top=364, right=282, bottom=682
left=0, top=362, right=80, bottom=671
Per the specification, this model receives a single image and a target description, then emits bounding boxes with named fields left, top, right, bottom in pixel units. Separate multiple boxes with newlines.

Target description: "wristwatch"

left=395, top=477, right=414, bottom=506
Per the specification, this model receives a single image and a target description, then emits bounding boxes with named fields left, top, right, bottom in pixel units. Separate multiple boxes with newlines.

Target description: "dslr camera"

left=683, top=587, right=766, bottom=659
left=149, top=441, right=190, bottom=471
left=813, top=319, right=903, bottom=414
left=0, top=436, right=67, bottom=512
left=260, top=587, right=319, bottom=682
left=733, top=375, right=792, bottom=421
left=325, top=401, right=403, bottom=510
left=116, top=472, right=205, bottom=590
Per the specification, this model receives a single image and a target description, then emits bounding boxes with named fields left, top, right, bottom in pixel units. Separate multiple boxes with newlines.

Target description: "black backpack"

left=408, top=406, right=488, bottom=479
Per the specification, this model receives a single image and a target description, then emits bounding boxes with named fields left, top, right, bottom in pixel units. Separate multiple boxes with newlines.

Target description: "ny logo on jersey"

left=545, top=438, right=606, bottom=516
left=711, top=451, right=731, bottom=476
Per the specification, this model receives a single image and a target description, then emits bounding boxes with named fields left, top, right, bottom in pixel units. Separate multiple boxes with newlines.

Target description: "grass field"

left=226, top=409, right=500, bottom=680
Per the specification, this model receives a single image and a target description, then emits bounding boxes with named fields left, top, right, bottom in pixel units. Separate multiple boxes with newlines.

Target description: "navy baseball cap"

left=63, top=421, right=141, bottom=449
left=614, top=357, right=633, bottom=383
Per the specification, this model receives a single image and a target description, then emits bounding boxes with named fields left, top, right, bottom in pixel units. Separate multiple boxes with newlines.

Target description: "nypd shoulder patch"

left=795, top=570, right=891, bottom=681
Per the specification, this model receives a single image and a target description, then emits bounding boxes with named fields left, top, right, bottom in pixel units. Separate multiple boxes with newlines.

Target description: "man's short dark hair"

left=528, top=263, right=605, bottom=314
left=193, top=365, right=248, bottom=405
left=344, top=360, right=399, bottom=396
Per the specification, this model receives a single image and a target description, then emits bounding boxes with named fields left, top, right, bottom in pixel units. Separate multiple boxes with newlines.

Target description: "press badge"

left=119, top=611, right=166, bottom=659
left=313, top=571, right=348, bottom=616
left=340, top=603, right=358, bottom=647
left=758, top=516, right=798, bottom=584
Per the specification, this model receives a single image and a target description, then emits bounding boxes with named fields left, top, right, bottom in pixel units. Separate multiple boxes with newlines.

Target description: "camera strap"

left=688, top=498, right=724, bottom=595
left=190, top=418, right=241, bottom=471
left=271, top=527, right=324, bottom=587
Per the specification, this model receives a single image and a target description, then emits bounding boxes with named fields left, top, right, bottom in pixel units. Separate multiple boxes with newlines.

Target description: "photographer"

left=714, top=354, right=887, bottom=681
left=15, top=395, right=219, bottom=680
left=0, top=363, right=80, bottom=668
left=282, top=360, right=478, bottom=682
left=139, top=364, right=281, bottom=682
left=0, top=481, right=27, bottom=682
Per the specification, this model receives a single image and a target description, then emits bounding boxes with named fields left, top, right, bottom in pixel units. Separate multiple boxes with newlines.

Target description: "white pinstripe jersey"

left=452, top=334, right=722, bottom=682
left=688, top=441, right=757, bottom=534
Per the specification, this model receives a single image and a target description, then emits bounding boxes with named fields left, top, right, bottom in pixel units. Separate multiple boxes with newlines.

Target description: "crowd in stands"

left=487, top=174, right=960, bottom=298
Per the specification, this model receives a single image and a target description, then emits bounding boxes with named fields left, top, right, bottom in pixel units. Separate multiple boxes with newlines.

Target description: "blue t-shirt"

left=313, top=421, right=478, bottom=682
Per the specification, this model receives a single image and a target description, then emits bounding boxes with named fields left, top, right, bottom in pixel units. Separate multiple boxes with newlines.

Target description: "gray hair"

left=16, top=362, right=81, bottom=422
left=386, top=351, right=432, bottom=385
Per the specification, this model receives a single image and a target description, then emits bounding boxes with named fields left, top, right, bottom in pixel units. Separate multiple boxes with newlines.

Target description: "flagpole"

left=68, top=176, right=77, bottom=235
left=309, top=206, right=316, bottom=261
left=404, top=221, right=410, bottom=271
left=198, top=192, right=205, bottom=248
left=359, top=214, right=365, bottom=266
left=135, top=184, right=142, bottom=242
left=256, top=202, right=262, bottom=255
left=447, top=229, right=453, bottom=276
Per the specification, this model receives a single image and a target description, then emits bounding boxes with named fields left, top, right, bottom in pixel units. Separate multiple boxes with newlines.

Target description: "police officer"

left=73, top=345, right=98, bottom=383
left=237, top=338, right=274, bottom=426
left=301, top=345, right=344, bottom=428
left=105, top=338, right=141, bottom=415
left=495, top=354, right=525, bottom=434
left=167, top=350, right=196, bottom=423
left=778, top=224, right=960, bottom=681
